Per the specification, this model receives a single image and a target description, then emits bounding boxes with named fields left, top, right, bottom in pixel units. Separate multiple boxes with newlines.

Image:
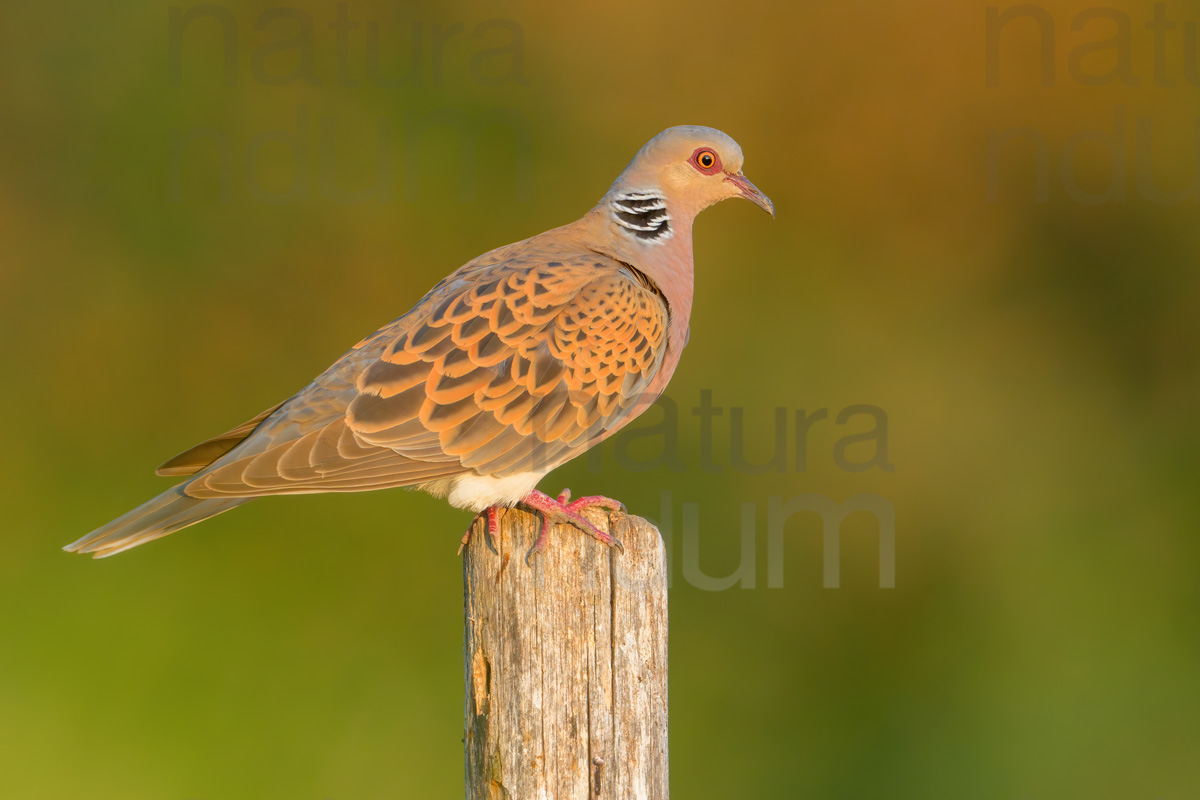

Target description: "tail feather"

left=64, top=486, right=249, bottom=558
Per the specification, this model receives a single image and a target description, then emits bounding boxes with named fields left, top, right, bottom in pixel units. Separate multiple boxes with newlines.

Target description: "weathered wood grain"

left=463, top=507, right=668, bottom=800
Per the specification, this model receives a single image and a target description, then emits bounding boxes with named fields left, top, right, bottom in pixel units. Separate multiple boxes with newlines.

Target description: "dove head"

left=600, top=125, right=774, bottom=248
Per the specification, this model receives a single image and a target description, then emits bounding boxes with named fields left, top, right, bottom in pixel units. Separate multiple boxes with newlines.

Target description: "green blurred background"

left=3, top=0, right=1198, bottom=797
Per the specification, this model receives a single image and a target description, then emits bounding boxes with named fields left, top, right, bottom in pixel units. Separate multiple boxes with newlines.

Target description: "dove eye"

left=691, top=148, right=721, bottom=174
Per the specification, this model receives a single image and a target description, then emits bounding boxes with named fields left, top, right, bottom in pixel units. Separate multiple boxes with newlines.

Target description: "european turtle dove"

left=65, top=125, right=773, bottom=560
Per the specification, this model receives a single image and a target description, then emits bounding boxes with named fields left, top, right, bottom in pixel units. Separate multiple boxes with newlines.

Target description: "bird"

left=64, top=125, right=773, bottom=561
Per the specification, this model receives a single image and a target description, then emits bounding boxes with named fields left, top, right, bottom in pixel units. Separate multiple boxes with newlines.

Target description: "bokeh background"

left=3, top=0, right=1198, bottom=797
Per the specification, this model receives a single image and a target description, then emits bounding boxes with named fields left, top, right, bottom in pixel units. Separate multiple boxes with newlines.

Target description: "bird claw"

left=521, top=489, right=626, bottom=564
left=458, top=506, right=500, bottom=556
left=564, top=494, right=626, bottom=515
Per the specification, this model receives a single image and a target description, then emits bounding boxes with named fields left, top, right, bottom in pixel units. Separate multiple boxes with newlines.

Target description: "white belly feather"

left=419, top=471, right=546, bottom=513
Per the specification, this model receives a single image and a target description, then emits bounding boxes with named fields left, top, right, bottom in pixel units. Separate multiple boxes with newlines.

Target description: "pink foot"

left=520, top=489, right=626, bottom=564
left=458, top=505, right=500, bottom=555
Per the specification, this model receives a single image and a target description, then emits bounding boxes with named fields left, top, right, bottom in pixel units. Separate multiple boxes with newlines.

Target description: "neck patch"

left=611, top=191, right=672, bottom=244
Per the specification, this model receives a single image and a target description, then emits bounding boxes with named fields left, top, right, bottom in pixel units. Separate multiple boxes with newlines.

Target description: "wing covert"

left=183, top=253, right=669, bottom=498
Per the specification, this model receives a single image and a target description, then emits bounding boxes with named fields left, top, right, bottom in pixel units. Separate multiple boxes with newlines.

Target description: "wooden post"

left=463, top=506, right=668, bottom=799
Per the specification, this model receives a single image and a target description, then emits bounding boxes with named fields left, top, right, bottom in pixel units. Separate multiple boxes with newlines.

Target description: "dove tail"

left=64, top=485, right=249, bottom=559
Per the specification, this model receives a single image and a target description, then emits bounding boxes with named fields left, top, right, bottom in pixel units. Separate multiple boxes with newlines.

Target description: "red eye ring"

left=691, top=147, right=722, bottom=174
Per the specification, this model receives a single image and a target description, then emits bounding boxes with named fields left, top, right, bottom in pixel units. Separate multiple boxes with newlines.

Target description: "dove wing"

left=179, top=250, right=669, bottom=499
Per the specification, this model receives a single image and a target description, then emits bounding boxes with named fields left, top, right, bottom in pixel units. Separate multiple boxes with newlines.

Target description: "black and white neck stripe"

left=611, top=191, right=672, bottom=244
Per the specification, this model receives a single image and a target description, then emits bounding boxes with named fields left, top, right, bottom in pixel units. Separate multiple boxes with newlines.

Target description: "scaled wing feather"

left=178, top=247, right=669, bottom=498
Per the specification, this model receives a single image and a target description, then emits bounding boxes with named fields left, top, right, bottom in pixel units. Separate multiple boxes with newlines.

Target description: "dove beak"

left=725, top=172, right=775, bottom=217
